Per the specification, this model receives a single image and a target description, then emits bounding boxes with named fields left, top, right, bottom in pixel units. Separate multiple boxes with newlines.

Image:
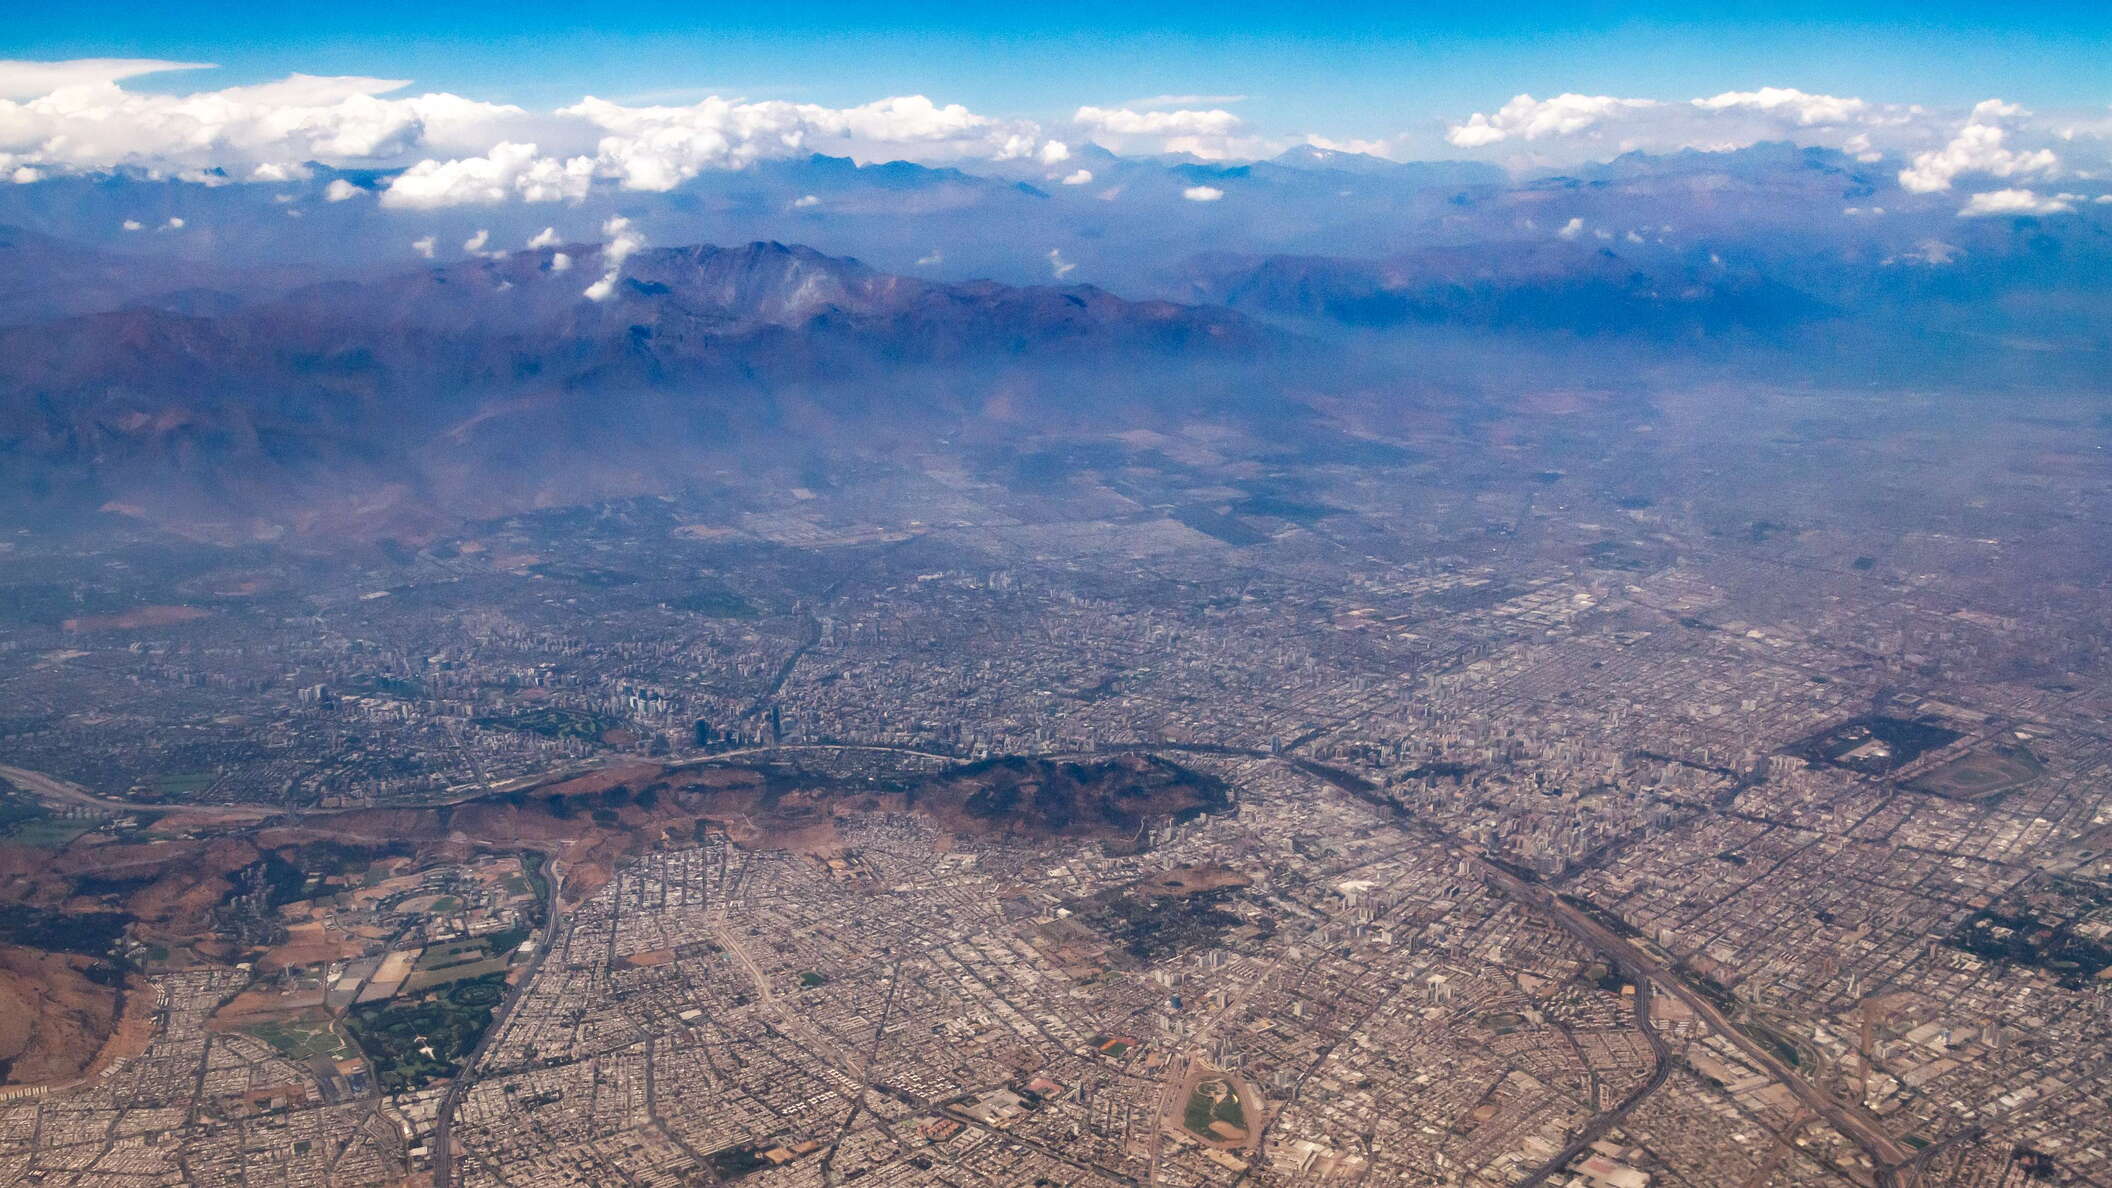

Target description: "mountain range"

left=0, top=240, right=1268, bottom=534
left=0, top=142, right=2106, bottom=536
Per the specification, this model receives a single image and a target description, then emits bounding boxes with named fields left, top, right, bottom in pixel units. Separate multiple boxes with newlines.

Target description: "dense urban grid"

left=2, top=378, right=2109, bottom=1188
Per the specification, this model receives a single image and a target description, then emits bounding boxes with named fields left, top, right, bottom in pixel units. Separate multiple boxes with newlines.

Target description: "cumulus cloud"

left=1074, top=107, right=1243, bottom=136
left=5, top=65, right=1067, bottom=195
left=1046, top=248, right=1076, bottom=279
left=121, top=218, right=142, bottom=231
left=1556, top=216, right=1586, bottom=240
left=1438, top=88, right=2080, bottom=178
left=1181, top=185, right=1224, bottom=202
left=560, top=92, right=1048, bottom=192
left=462, top=229, right=489, bottom=253
left=410, top=234, right=436, bottom=258
left=1071, top=105, right=1283, bottom=159
left=1691, top=87, right=1870, bottom=126
left=527, top=226, right=561, bottom=249
left=0, top=64, right=534, bottom=178
left=323, top=177, right=361, bottom=201
left=583, top=216, right=644, bottom=301
left=792, top=193, right=820, bottom=208
left=914, top=249, right=943, bottom=266
left=13, top=57, right=2099, bottom=211
left=1956, top=188, right=2076, bottom=217
left=1899, top=101, right=2058, bottom=193
left=1072, top=105, right=1264, bottom=158
left=550, top=251, right=572, bottom=271
left=382, top=142, right=595, bottom=208
left=1447, top=93, right=1659, bottom=148
left=0, top=67, right=1071, bottom=202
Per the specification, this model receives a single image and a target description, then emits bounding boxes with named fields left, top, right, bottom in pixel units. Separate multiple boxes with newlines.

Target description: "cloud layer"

left=1, top=60, right=2105, bottom=217
left=1438, top=88, right=2091, bottom=185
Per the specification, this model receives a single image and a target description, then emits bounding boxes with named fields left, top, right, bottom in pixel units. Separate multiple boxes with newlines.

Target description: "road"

left=9, top=739, right=1919, bottom=1185
left=1479, top=864, right=1914, bottom=1186
left=0, top=763, right=274, bottom=822
left=708, top=914, right=867, bottom=1085
left=1290, top=757, right=1915, bottom=1187
left=1512, top=982, right=1671, bottom=1188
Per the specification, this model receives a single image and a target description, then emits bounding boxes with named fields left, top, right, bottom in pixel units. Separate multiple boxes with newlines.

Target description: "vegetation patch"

left=344, top=973, right=506, bottom=1093
left=1948, top=877, right=2112, bottom=989
left=666, top=585, right=760, bottom=618
left=246, top=1018, right=351, bottom=1062
left=473, top=707, right=625, bottom=740
left=1791, top=716, right=1962, bottom=775
left=1182, top=1078, right=1247, bottom=1140
left=0, top=904, right=131, bottom=956
left=1078, top=887, right=1259, bottom=965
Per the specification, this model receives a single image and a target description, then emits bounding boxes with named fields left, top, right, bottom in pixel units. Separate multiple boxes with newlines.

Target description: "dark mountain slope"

left=0, top=241, right=1273, bottom=535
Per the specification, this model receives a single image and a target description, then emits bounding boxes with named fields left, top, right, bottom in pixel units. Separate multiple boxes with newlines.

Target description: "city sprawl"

left=2, top=380, right=2109, bottom=1188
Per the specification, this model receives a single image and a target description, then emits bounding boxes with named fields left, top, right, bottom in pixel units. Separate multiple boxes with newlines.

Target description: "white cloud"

left=914, top=249, right=942, bottom=266
left=1447, top=93, right=1660, bottom=148
left=121, top=218, right=142, bottom=231
left=0, top=58, right=212, bottom=100
left=528, top=226, right=561, bottom=248
left=1957, top=188, right=2076, bottom=217
left=583, top=216, right=644, bottom=301
left=1060, top=168, right=1094, bottom=185
left=382, top=142, right=595, bottom=208
left=1899, top=101, right=2058, bottom=193
left=323, top=177, right=361, bottom=201
left=410, top=234, right=436, bottom=258
left=1691, top=87, right=1870, bottom=126
left=462, top=228, right=489, bottom=253
left=1302, top=135, right=1393, bottom=157
left=1075, top=107, right=1244, bottom=137
left=1557, top=217, right=1585, bottom=240
left=1046, top=248, right=1076, bottom=279
left=9, top=58, right=2098, bottom=209
left=0, top=63, right=534, bottom=178
left=3, top=65, right=1064, bottom=193
left=1436, top=88, right=2085, bottom=179
left=792, top=193, right=820, bottom=208
left=560, top=92, right=1048, bottom=192
left=1181, top=185, right=1224, bottom=202
left=1072, top=105, right=1267, bottom=158
left=550, top=251, right=572, bottom=271
left=250, top=162, right=310, bottom=182
left=161, top=216, right=184, bottom=230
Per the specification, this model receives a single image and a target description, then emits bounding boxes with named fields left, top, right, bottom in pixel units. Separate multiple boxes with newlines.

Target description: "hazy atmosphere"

left=0, top=5, right=2108, bottom=1187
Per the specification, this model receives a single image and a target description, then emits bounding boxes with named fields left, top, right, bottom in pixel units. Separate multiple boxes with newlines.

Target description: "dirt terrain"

left=0, top=750, right=1233, bottom=1081
left=0, top=945, right=152, bottom=1088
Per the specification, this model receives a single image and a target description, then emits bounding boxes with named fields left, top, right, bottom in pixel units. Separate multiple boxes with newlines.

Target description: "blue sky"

left=8, top=0, right=2109, bottom=138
